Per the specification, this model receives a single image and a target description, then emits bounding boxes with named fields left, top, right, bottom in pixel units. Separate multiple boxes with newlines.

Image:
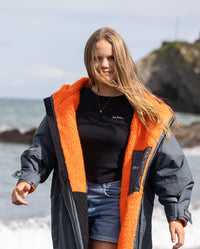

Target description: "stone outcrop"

left=0, top=129, right=36, bottom=144
left=136, top=41, right=200, bottom=113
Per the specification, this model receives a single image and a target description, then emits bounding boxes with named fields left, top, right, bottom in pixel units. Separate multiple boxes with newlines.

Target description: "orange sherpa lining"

left=52, top=77, right=90, bottom=193
left=118, top=101, right=172, bottom=249
left=52, top=77, right=173, bottom=249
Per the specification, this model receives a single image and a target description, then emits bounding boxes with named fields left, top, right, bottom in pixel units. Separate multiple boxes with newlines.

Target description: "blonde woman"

left=12, top=28, right=193, bottom=249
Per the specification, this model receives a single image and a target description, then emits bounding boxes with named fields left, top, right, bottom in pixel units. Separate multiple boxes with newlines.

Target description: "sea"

left=0, top=98, right=200, bottom=249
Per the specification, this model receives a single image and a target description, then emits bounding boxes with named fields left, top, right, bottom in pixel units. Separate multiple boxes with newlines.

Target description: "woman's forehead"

left=95, top=39, right=113, bottom=55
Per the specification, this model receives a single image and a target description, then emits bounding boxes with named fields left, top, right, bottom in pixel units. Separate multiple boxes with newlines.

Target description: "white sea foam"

left=0, top=216, right=53, bottom=249
left=0, top=207, right=199, bottom=249
left=183, top=146, right=200, bottom=156
left=176, top=112, right=200, bottom=125
left=0, top=125, right=13, bottom=133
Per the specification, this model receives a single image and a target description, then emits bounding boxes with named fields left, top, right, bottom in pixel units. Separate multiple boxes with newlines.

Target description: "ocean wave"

left=183, top=146, right=200, bottom=156
left=0, top=125, right=14, bottom=133
left=0, top=216, right=52, bottom=249
left=0, top=206, right=199, bottom=249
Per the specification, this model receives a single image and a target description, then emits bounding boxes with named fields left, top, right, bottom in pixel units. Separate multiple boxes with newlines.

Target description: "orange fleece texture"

left=52, top=77, right=90, bottom=193
left=118, top=101, right=172, bottom=249
left=52, top=78, right=173, bottom=249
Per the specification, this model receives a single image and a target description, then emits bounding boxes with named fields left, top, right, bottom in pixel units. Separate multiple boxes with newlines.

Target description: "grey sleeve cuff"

left=164, top=203, right=192, bottom=225
left=12, top=170, right=41, bottom=189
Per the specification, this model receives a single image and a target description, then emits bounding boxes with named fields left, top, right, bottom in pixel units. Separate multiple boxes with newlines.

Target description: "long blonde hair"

left=84, top=27, right=174, bottom=137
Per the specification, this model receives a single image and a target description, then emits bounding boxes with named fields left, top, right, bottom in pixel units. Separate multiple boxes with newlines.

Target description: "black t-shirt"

left=76, top=87, right=134, bottom=183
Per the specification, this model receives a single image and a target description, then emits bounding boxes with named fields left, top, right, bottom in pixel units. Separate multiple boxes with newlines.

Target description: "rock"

left=136, top=41, right=200, bottom=113
left=172, top=121, right=200, bottom=148
left=0, top=128, right=36, bottom=144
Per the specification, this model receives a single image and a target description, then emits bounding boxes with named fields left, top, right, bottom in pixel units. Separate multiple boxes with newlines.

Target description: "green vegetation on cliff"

left=150, top=41, right=200, bottom=67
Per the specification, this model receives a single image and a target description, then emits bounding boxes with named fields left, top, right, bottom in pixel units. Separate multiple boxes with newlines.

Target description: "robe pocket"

left=128, top=147, right=151, bottom=195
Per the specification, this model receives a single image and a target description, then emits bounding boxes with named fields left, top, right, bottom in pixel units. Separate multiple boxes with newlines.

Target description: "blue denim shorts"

left=87, top=180, right=121, bottom=243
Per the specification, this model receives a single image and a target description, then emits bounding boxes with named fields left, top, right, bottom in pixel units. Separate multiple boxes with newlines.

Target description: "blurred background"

left=0, top=0, right=200, bottom=248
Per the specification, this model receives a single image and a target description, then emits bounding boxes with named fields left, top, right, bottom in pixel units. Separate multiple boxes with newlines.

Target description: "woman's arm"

left=12, top=116, right=57, bottom=205
left=150, top=132, right=194, bottom=247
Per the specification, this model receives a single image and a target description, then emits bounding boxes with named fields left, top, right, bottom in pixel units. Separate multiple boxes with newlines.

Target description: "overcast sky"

left=1, top=0, right=199, bottom=99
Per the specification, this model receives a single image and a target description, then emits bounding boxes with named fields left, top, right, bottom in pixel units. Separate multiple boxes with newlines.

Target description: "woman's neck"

left=90, top=82, right=123, bottom=97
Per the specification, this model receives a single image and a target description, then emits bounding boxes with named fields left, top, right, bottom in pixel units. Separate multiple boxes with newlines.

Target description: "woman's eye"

left=109, top=56, right=115, bottom=60
left=94, top=56, right=102, bottom=62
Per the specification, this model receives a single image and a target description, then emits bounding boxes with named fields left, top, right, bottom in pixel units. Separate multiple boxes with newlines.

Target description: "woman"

left=12, top=27, right=193, bottom=249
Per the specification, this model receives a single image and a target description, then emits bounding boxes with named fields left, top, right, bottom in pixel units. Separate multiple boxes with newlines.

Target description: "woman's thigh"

left=88, top=239, right=118, bottom=249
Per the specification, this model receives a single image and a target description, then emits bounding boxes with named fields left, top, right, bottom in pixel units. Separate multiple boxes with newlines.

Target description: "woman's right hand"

left=12, top=181, right=31, bottom=205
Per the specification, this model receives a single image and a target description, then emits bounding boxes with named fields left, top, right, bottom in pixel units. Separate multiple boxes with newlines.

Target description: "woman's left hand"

left=169, top=220, right=185, bottom=249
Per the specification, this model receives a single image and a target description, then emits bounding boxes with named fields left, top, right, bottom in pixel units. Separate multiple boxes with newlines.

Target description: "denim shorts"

left=87, top=180, right=121, bottom=243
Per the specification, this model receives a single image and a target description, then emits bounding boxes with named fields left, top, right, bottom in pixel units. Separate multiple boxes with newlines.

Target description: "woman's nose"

left=101, top=58, right=109, bottom=68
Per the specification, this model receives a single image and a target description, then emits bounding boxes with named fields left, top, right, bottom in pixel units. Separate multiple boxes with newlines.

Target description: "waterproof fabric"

left=13, top=78, right=194, bottom=249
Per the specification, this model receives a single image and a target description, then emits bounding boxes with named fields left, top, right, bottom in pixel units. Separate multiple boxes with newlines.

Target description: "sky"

left=1, top=0, right=200, bottom=99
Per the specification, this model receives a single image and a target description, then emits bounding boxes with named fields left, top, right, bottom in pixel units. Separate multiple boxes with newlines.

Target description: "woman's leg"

left=88, top=239, right=118, bottom=249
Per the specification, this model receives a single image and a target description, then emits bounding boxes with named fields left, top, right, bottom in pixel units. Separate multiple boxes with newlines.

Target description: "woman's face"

left=94, top=39, right=115, bottom=82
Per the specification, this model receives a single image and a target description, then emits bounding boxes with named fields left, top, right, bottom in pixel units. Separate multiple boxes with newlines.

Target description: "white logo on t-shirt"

left=112, top=116, right=124, bottom=120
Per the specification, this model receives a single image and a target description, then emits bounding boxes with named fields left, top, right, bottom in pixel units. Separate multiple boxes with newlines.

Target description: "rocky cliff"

left=136, top=41, right=200, bottom=113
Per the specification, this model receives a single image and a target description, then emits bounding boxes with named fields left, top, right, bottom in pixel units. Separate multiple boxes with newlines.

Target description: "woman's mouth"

left=103, top=71, right=112, bottom=75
